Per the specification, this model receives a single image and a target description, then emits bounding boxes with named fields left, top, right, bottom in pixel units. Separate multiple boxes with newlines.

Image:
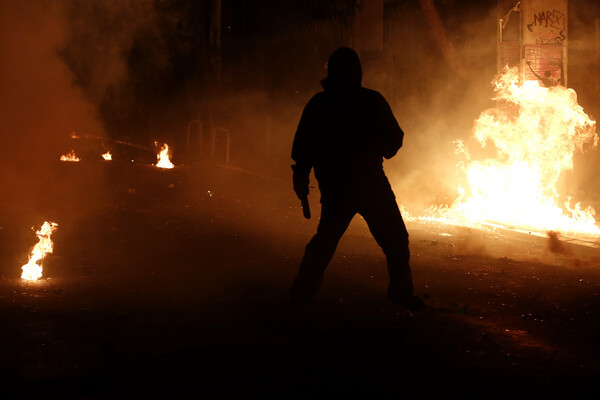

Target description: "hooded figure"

left=290, top=47, right=423, bottom=311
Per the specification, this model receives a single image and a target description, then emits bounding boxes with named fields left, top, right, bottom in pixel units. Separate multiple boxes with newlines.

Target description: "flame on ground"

left=413, top=67, right=599, bottom=235
left=60, top=150, right=80, bottom=162
left=155, top=142, right=174, bottom=169
left=102, top=151, right=112, bottom=161
left=21, top=221, right=59, bottom=281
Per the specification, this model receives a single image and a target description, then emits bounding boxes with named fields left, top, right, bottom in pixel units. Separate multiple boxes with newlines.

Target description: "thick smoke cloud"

left=59, top=0, right=204, bottom=148
left=381, top=2, right=499, bottom=213
left=0, top=0, right=106, bottom=222
left=0, top=0, right=103, bottom=166
left=59, top=0, right=155, bottom=137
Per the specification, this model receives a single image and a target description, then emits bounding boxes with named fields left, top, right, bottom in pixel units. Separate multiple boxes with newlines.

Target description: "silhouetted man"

left=527, top=60, right=560, bottom=87
left=290, top=47, right=424, bottom=311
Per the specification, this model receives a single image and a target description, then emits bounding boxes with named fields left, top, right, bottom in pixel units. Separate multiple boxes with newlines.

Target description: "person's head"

left=544, top=70, right=552, bottom=78
left=326, top=47, right=362, bottom=88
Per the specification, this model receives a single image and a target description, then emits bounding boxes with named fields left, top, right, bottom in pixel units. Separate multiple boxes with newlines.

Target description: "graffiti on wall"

left=525, top=7, right=567, bottom=45
left=527, top=10, right=565, bottom=31
left=526, top=10, right=566, bottom=44
left=520, top=0, right=567, bottom=86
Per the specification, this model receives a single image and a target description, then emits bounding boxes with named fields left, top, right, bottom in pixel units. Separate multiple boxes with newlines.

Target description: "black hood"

left=321, top=47, right=362, bottom=91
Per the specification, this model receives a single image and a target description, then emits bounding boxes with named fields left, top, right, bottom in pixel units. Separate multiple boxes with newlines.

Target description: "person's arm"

left=377, top=94, right=404, bottom=159
left=291, top=100, right=316, bottom=199
left=527, top=60, right=543, bottom=81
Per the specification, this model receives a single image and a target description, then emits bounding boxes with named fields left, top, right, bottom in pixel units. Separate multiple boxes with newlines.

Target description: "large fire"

left=21, top=221, right=59, bottom=281
left=417, top=68, right=598, bottom=235
left=155, top=142, right=174, bottom=169
left=60, top=149, right=80, bottom=162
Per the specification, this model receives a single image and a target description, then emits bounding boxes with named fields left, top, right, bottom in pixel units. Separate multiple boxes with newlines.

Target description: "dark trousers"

left=291, top=189, right=413, bottom=299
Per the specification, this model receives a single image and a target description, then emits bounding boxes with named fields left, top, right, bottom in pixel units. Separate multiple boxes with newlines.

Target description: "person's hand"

left=294, top=185, right=309, bottom=200
left=292, top=164, right=310, bottom=199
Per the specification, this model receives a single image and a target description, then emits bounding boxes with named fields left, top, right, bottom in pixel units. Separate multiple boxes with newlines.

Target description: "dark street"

left=2, top=0, right=600, bottom=398
left=1, top=163, right=599, bottom=399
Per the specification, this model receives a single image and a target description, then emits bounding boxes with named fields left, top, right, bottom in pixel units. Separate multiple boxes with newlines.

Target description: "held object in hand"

left=300, top=196, right=311, bottom=219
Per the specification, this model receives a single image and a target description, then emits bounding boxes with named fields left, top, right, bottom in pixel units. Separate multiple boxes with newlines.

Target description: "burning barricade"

left=414, top=67, right=598, bottom=236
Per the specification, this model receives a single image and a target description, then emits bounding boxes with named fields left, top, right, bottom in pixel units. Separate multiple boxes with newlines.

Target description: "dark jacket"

left=292, top=78, right=404, bottom=202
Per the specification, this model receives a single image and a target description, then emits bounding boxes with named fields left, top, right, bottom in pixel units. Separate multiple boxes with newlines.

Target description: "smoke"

left=455, top=231, right=489, bottom=256
left=2, top=0, right=595, bottom=229
left=569, top=0, right=600, bottom=112
left=378, top=2, right=499, bottom=212
left=0, top=0, right=109, bottom=220
left=381, top=1, right=600, bottom=221
left=0, top=0, right=104, bottom=165
left=546, top=230, right=573, bottom=256
left=565, top=0, right=600, bottom=206
left=60, top=1, right=155, bottom=124
left=58, top=0, right=178, bottom=145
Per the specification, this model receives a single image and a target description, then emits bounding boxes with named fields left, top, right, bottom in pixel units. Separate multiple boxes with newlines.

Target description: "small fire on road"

left=416, top=68, right=598, bottom=235
left=60, top=150, right=80, bottom=162
left=102, top=151, right=112, bottom=161
left=21, top=221, right=59, bottom=281
left=155, top=142, right=174, bottom=169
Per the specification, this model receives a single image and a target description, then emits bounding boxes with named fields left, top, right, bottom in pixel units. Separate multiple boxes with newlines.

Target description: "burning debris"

left=155, top=142, right=174, bottom=169
left=102, top=151, right=112, bottom=161
left=21, top=221, right=59, bottom=281
left=416, top=67, right=598, bottom=235
left=60, top=149, right=80, bottom=162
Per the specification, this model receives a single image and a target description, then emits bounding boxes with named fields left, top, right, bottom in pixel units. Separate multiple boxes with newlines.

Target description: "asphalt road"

left=1, top=162, right=599, bottom=399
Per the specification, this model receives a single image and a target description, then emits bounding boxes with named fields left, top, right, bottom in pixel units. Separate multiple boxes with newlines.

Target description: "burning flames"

left=60, top=150, right=80, bottom=162
left=102, top=151, right=112, bottom=161
left=155, top=142, right=174, bottom=169
left=417, top=68, right=598, bottom=235
left=21, top=221, right=59, bottom=281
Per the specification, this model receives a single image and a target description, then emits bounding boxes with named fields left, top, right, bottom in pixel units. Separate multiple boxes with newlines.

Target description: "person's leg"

left=359, top=192, right=422, bottom=310
left=290, top=202, right=355, bottom=300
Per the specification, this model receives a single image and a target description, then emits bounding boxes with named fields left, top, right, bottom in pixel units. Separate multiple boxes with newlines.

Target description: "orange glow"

left=60, top=149, right=80, bottom=162
left=155, top=142, right=174, bottom=169
left=415, top=68, right=598, bottom=235
left=21, top=221, right=59, bottom=281
left=102, top=151, right=112, bottom=161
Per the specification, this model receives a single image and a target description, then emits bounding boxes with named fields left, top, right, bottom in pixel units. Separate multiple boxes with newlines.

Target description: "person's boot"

left=388, top=293, right=425, bottom=312
left=387, top=285, right=425, bottom=312
left=289, top=273, right=322, bottom=307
